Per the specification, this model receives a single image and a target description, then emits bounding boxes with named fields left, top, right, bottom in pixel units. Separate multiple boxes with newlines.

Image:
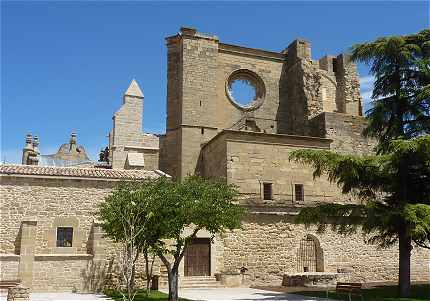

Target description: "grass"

left=104, top=289, right=190, bottom=301
left=293, top=284, right=430, bottom=301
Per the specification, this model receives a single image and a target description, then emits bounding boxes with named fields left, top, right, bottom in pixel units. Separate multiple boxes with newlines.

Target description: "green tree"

left=150, top=176, right=245, bottom=301
left=351, top=29, right=430, bottom=151
left=349, top=29, right=430, bottom=297
left=98, top=180, right=162, bottom=300
left=289, top=136, right=430, bottom=298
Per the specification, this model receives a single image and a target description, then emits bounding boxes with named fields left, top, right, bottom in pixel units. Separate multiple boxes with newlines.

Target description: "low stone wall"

left=219, top=273, right=250, bottom=287
left=32, top=255, right=94, bottom=292
left=0, top=255, right=19, bottom=281
left=7, top=286, right=29, bottom=301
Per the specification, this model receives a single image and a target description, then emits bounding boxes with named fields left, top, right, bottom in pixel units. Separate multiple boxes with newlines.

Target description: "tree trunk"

left=167, top=267, right=179, bottom=301
left=398, top=226, right=412, bottom=297
left=144, top=250, right=150, bottom=296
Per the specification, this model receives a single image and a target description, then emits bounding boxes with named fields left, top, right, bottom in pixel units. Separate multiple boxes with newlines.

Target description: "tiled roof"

left=0, top=164, right=160, bottom=180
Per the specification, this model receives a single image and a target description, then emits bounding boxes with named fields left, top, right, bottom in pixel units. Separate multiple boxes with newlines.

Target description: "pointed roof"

left=124, top=79, right=143, bottom=98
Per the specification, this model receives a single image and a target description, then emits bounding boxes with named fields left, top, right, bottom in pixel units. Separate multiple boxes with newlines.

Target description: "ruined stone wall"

left=283, top=40, right=362, bottom=137
left=160, top=27, right=365, bottom=179
left=309, top=112, right=376, bottom=155
left=335, top=55, right=362, bottom=116
left=219, top=214, right=430, bottom=286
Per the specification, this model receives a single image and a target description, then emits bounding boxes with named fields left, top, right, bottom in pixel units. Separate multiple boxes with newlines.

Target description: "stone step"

left=180, top=282, right=223, bottom=288
left=160, top=276, right=223, bottom=288
left=180, top=280, right=219, bottom=285
left=182, top=276, right=217, bottom=281
left=180, top=276, right=222, bottom=288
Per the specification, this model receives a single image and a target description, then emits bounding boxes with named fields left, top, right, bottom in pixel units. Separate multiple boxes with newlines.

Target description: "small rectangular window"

left=295, top=184, right=304, bottom=203
left=201, top=128, right=205, bottom=135
left=56, top=227, right=73, bottom=247
left=263, top=183, right=273, bottom=200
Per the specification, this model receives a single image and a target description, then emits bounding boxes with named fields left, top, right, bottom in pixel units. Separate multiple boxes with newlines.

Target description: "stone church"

left=1, top=27, right=428, bottom=292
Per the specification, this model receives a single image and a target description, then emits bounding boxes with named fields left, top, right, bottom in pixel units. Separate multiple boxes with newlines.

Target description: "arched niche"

left=296, top=234, right=324, bottom=272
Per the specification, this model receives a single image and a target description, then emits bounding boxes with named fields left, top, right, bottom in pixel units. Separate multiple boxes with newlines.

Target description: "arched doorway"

left=296, top=234, right=324, bottom=272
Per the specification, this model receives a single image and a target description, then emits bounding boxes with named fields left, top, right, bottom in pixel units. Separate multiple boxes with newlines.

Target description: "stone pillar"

left=18, top=219, right=37, bottom=289
left=89, top=220, right=107, bottom=292
left=335, top=54, right=362, bottom=116
left=287, top=39, right=312, bottom=66
left=7, top=285, right=30, bottom=301
left=92, top=220, right=106, bottom=261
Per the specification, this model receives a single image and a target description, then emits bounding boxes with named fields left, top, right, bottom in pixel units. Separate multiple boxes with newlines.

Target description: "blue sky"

left=1, top=1, right=428, bottom=163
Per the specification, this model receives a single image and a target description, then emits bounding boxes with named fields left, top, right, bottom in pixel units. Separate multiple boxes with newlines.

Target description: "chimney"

left=22, top=134, right=39, bottom=165
left=69, top=132, right=77, bottom=151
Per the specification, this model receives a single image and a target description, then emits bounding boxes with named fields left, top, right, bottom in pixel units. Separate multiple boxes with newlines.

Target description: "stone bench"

left=217, top=273, right=251, bottom=287
left=282, top=272, right=339, bottom=287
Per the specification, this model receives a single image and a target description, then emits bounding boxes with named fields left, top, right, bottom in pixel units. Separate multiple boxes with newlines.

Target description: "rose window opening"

left=226, top=70, right=266, bottom=110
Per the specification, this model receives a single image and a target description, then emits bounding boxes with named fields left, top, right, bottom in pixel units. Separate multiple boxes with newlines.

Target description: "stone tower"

left=109, top=79, right=160, bottom=170
left=161, top=28, right=220, bottom=179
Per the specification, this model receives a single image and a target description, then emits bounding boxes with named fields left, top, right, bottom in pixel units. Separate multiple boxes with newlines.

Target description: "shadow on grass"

left=104, top=290, right=190, bottom=301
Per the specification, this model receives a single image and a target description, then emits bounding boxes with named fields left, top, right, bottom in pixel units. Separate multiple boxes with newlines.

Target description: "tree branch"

left=158, top=252, right=171, bottom=271
left=173, top=227, right=201, bottom=270
left=413, top=239, right=430, bottom=249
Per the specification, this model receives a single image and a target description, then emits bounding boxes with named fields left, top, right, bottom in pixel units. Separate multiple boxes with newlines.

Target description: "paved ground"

left=0, top=288, right=328, bottom=301
left=160, top=287, right=330, bottom=301
left=0, top=292, right=112, bottom=301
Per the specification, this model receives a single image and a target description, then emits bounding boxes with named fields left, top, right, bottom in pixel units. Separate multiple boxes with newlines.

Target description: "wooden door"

left=184, top=238, right=211, bottom=276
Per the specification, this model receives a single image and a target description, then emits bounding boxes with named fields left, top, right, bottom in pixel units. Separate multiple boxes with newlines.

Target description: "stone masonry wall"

left=160, top=28, right=364, bottom=180
left=221, top=131, right=349, bottom=206
left=219, top=214, right=429, bottom=286
left=309, top=112, right=376, bottom=155
left=0, top=175, right=163, bottom=292
left=0, top=177, right=113, bottom=255
left=0, top=256, right=19, bottom=280
left=164, top=28, right=220, bottom=178
left=216, top=44, right=285, bottom=132
left=32, top=255, right=92, bottom=292
left=200, top=133, right=227, bottom=179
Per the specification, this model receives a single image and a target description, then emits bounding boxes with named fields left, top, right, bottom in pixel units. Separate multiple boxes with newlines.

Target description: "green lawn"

left=293, top=284, right=430, bottom=301
left=104, top=289, right=190, bottom=301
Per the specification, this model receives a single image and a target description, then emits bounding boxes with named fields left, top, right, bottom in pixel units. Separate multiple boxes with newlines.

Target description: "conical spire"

left=124, top=79, right=144, bottom=98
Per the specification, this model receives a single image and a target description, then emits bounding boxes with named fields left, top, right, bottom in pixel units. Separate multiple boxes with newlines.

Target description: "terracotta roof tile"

left=0, top=164, right=160, bottom=180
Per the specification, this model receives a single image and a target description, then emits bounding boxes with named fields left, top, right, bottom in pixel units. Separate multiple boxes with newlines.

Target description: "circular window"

left=226, top=69, right=265, bottom=110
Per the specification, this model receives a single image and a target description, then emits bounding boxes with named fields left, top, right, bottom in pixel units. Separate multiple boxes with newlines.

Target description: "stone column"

left=18, top=219, right=37, bottom=289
